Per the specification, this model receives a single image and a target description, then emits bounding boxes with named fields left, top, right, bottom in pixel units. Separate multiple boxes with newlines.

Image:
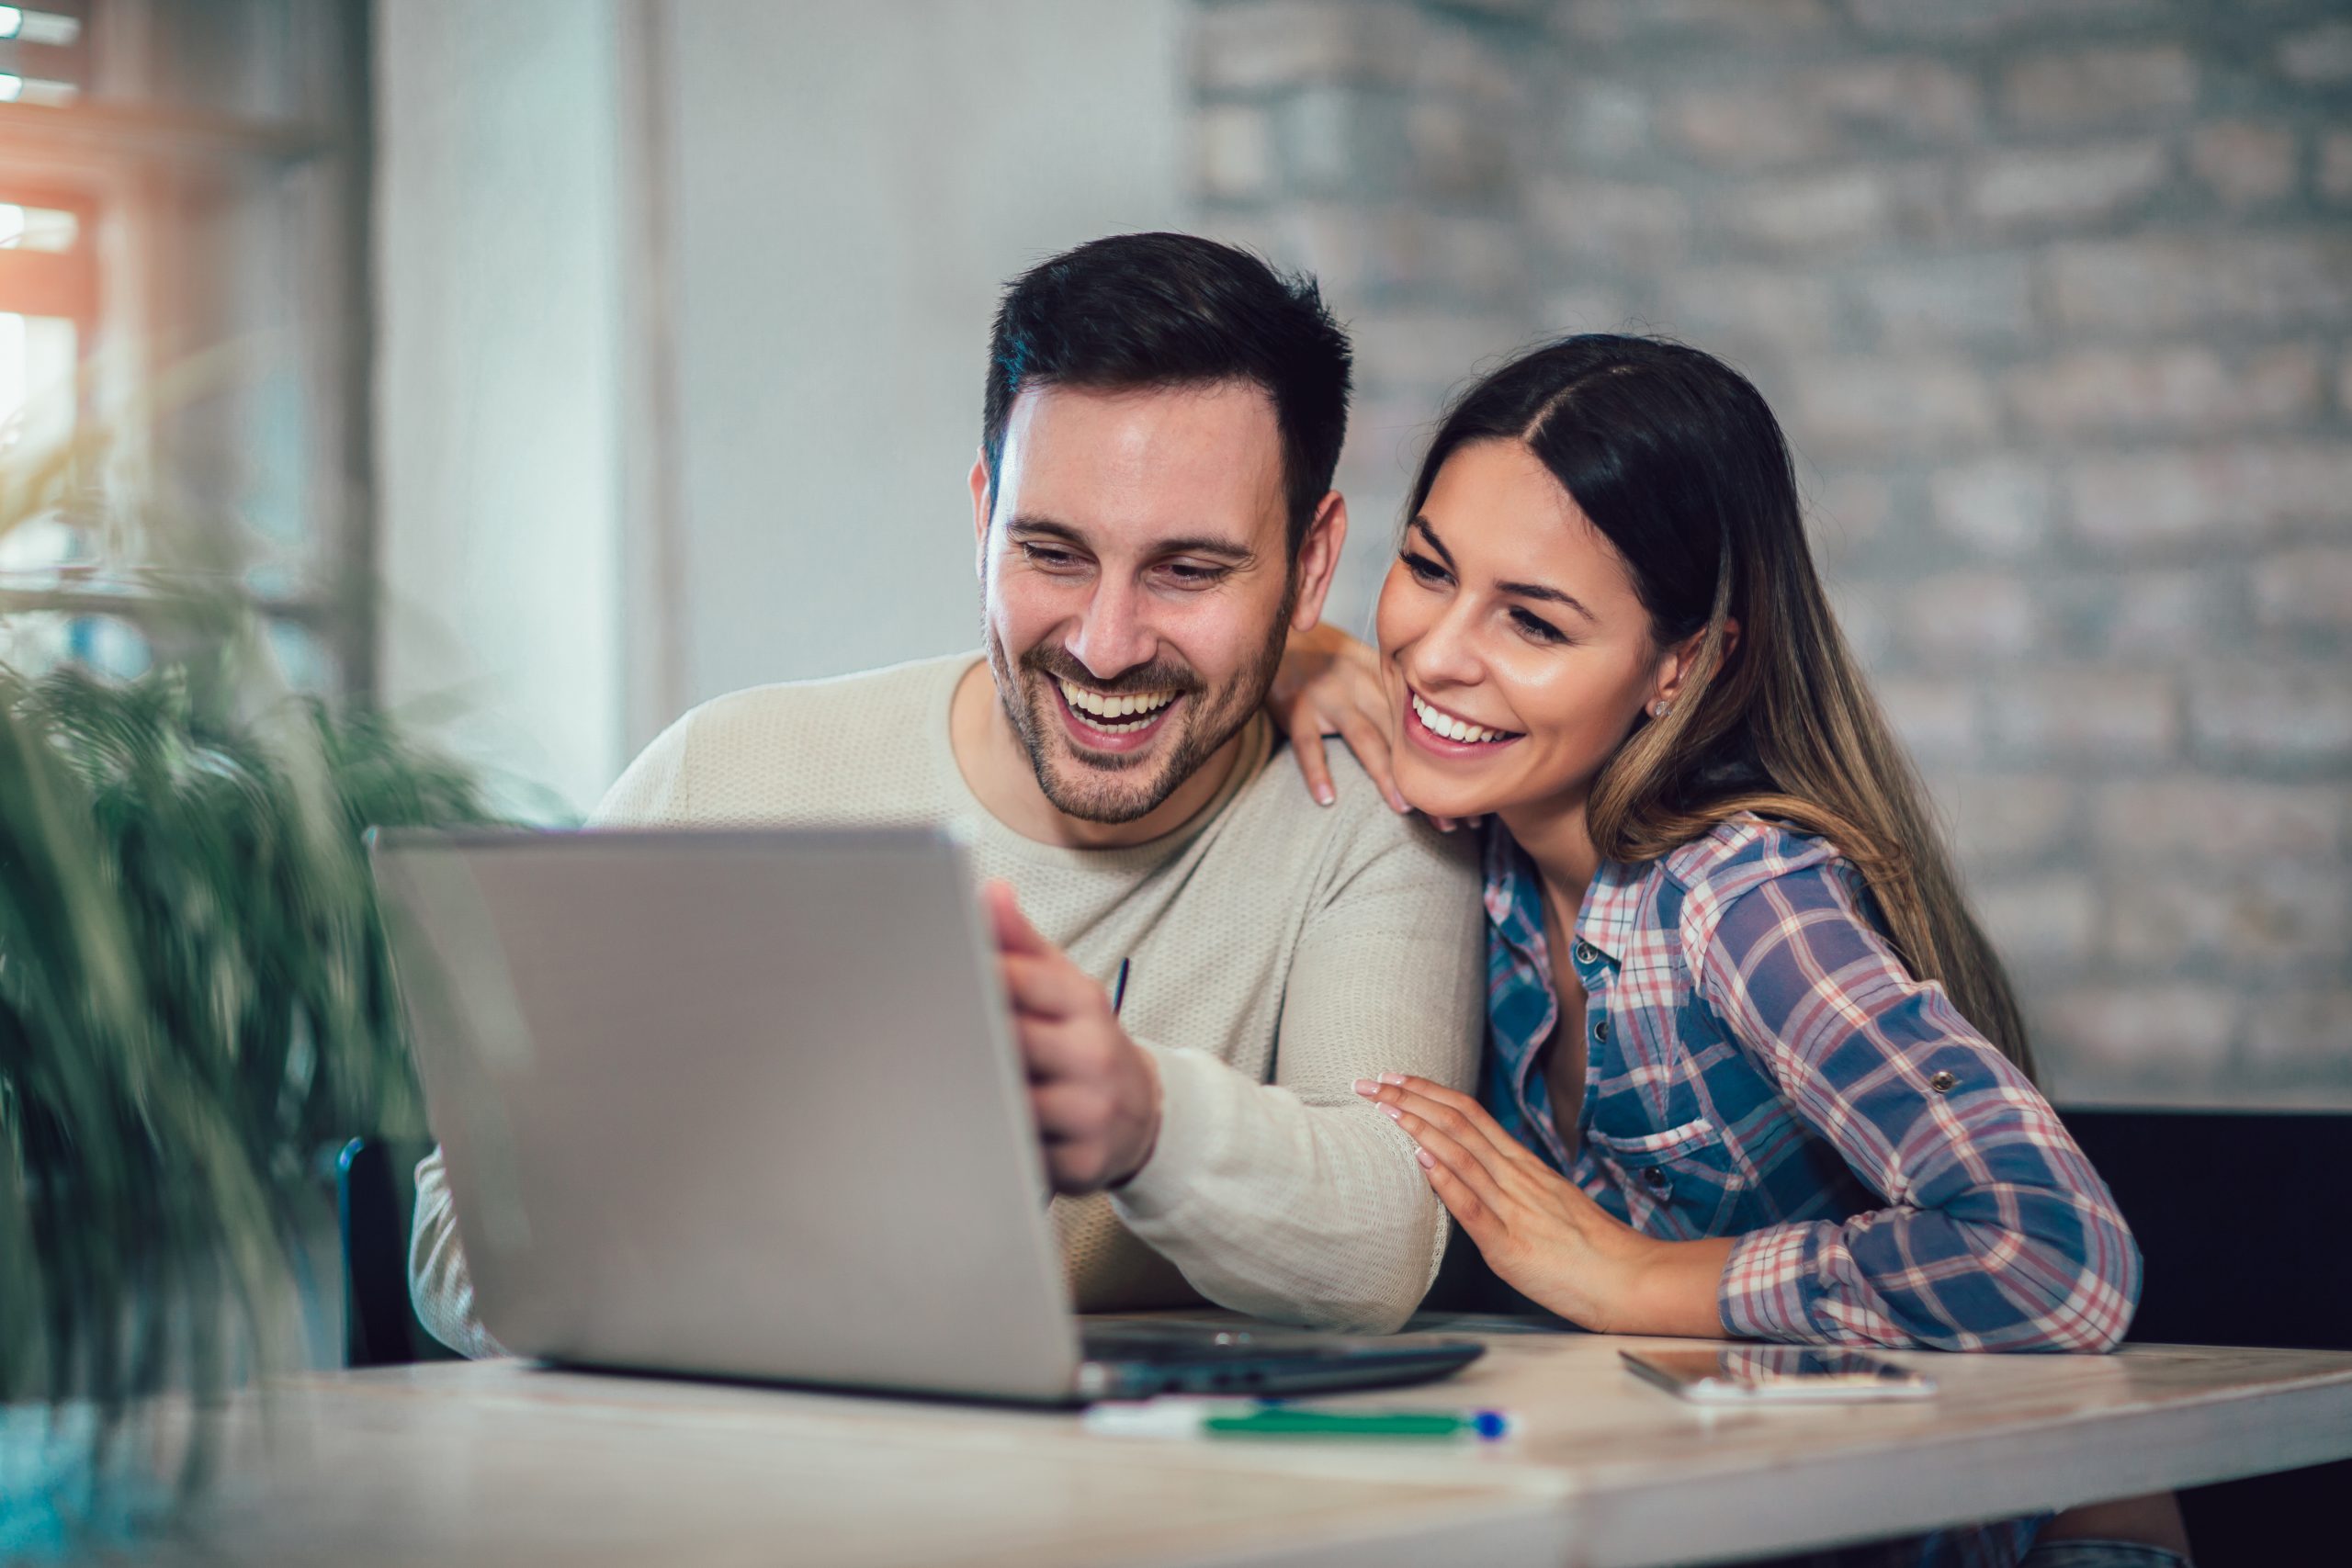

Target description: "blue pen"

left=1112, top=956, right=1131, bottom=1016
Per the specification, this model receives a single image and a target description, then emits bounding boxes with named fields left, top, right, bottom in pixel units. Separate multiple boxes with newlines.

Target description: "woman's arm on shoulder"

left=1690, top=857, right=2141, bottom=1352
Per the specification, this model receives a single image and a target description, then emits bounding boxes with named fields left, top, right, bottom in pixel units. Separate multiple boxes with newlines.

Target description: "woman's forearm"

left=1623, top=1235, right=1738, bottom=1338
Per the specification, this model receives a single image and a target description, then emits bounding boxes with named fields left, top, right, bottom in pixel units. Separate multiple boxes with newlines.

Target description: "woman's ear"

left=1654, top=617, right=1740, bottom=708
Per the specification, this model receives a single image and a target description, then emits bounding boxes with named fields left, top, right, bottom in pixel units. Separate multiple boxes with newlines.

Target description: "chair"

left=334, top=1137, right=459, bottom=1367
left=2058, top=1106, right=2352, bottom=1568
left=1423, top=1106, right=2350, bottom=1565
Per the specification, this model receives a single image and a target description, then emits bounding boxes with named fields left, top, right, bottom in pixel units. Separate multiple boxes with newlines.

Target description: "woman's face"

left=1374, top=438, right=1680, bottom=825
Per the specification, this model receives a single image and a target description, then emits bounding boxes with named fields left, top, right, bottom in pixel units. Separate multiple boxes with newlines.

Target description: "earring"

left=1649, top=700, right=1671, bottom=719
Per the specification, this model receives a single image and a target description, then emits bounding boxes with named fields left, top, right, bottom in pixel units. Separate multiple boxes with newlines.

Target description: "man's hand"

left=985, top=881, right=1162, bottom=1193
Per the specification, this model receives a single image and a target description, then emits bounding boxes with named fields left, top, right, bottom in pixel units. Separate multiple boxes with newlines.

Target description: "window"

left=0, top=0, right=371, bottom=694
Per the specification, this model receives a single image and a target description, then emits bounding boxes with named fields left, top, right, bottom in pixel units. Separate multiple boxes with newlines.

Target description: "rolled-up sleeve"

left=1695, top=863, right=2140, bottom=1352
left=1111, top=807, right=1485, bottom=1335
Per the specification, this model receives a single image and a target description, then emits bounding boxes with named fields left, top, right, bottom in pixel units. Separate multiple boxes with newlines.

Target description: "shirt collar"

left=1480, top=818, right=1551, bottom=970
left=1576, top=856, right=1647, bottom=965
left=1479, top=818, right=1648, bottom=968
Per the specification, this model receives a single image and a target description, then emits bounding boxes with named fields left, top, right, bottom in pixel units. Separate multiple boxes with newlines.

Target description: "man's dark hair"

left=980, top=232, right=1352, bottom=554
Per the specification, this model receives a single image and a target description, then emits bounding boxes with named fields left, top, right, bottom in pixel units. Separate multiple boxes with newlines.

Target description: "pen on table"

left=1111, top=956, right=1131, bottom=1017
left=1084, top=1399, right=1512, bottom=1440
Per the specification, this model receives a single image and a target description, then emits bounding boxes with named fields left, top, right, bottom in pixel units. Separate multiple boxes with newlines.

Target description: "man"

left=410, top=232, right=1484, bottom=1353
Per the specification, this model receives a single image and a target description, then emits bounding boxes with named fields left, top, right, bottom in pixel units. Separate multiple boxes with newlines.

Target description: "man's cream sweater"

left=410, top=654, right=1484, bottom=1350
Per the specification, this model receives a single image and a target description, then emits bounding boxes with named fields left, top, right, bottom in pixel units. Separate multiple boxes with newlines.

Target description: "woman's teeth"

left=1060, top=678, right=1178, bottom=732
left=1411, top=693, right=1513, bottom=745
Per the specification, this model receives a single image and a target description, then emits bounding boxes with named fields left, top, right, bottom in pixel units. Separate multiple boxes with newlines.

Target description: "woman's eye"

left=1511, top=608, right=1566, bottom=645
left=1399, top=550, right=1448, bottom=584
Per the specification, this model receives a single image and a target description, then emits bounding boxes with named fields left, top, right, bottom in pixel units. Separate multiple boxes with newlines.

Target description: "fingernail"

left=1316, top=784, right=1335, bottom=807
left=1351, top=1078, right=1378, bottom=1096
left=1415, top=1148, right=1435, bottom=1168
left=1436, top=819, right=1454, bottom=833
left=1377, top=1073, right=1407, bottom=1086
left=1378, top=1103, right=1402, bottom=1121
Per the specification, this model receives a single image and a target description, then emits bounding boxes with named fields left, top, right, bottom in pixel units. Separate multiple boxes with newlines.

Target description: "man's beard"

left=986, top=591, right=1295, bottom=826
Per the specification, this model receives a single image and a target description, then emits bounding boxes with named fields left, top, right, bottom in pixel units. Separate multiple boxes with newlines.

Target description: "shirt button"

left=1574, top=941, right=1599, bottom=964
left=1929, top=1070, right=1959, bottom=1094
left=1641, top=1167, right=1672, bottom=1199
left=1593, top=1017, right=1610, bottom=1043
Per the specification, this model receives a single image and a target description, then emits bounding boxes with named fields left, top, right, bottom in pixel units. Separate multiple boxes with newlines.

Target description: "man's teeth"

left=1411, top=693, right=1512, bottom=745
left=1059, top=678, right=1178, bottom=730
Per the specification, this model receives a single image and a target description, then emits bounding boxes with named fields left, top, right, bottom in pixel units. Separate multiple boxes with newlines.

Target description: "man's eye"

left=1022, top=545, right=1082, bottom=570
left=1399, top=550, right=1448, bottom=584
left=1159, top=562, right=1226, bottom=587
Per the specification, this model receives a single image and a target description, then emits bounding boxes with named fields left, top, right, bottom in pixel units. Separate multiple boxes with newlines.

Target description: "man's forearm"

left=1109, top=1044, right=1451, bottom=1334
left=409, top=1145, right=506, bottom=1359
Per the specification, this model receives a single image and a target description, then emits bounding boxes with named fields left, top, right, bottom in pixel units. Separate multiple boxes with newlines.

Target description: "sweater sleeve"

left=1695, top=862, right=2141, bottom=1352
left=1109, top=811, right=1487, bottom=1334
left=405, top=710, right=699, bottom=1357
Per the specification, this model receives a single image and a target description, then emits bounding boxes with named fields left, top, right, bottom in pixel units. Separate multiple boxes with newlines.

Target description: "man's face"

left=972, top=380, right=1321, bottom=825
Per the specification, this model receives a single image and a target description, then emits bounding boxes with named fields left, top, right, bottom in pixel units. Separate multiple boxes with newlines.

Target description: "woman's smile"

left=1403, top=684, right=1524, bottom=754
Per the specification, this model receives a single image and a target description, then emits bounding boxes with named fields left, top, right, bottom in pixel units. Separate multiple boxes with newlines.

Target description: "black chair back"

left=2060, top=1107, right=2352, bottom=1568
left=335, top=1137, right=459, bottom=1368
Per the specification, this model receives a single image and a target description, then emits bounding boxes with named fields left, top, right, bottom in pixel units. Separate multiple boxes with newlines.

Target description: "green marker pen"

left=1083, top=1398, right=1512, bottom=1440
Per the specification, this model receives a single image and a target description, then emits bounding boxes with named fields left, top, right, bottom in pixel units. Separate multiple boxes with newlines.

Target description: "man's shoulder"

left=601, top=653, right=971, bottom=826
left=1224, top=735, right=1479, bottom=888
left=682, top=652, right=973, bottom=745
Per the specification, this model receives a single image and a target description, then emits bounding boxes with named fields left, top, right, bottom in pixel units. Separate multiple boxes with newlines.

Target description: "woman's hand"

left=1352, top=1074, right=1735, bottom=1337
left=1266, top=622, right=1408, bottom=813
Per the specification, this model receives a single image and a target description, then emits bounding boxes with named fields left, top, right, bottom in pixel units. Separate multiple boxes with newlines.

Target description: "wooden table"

left=40, top=1314, right=2352, bottom=1567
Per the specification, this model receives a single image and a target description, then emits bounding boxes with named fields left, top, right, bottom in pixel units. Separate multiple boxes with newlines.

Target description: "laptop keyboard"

left=1080, top=1322, right=1351, bottom=1364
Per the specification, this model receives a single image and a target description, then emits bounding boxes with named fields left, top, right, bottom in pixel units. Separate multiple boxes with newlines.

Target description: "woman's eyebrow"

left=1497, top=577, right=1598, bottom=624
left=1408, top=515, right=1455, bottom=568
left=1413, top=515, right=1598, bottom=624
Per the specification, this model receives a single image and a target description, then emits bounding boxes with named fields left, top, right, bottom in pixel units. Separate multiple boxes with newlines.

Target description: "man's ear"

left=968, top=453, right=992, bottom=582
left=1656, top=616, right=1739, bottom=707
left=1287, top=491, right=1350, bottom=633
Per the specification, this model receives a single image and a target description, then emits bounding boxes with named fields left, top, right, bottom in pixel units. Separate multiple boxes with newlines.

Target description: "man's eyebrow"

left=1150, top=535, right=1255, bottom=562
left=1003, top=516, right=1087, bottom=546
left=1006, top=516, right=1254, bottom=562
left=1411, top=515, right=1597, bottom=624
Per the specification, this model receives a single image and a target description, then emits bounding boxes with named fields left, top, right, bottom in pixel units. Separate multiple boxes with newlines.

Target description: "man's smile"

left=1052, top=675, right=1185, bottom=753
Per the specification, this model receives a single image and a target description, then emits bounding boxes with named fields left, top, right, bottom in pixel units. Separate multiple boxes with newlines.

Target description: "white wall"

left=660, top=0, right=1186, bottom=714
left=376, top=1, right=1188, bottom=805
left=374, top=0, right=627, bottom=815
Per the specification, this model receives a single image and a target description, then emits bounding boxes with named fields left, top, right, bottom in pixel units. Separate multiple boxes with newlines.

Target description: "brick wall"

left=1189, top=0, right=2352, bottom=1107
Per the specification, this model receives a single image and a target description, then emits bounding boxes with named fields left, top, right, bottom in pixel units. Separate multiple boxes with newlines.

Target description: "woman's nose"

left=1406, top=601, right=1484, bottom=690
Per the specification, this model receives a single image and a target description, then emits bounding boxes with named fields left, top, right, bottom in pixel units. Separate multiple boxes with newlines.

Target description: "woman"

left=1271, top=336, right=2188, bottom=1568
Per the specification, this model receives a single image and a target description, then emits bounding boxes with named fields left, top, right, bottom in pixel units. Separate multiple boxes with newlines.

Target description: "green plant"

left=0, top=630, right=500, bottom=1495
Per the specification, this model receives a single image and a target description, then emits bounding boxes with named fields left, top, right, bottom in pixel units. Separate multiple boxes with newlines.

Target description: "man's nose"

left=1066, top=575, right=1156, bottom=679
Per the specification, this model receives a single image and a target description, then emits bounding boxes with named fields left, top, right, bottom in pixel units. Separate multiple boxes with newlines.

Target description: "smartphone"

left=1621, top=1345, right=1937, bottom=1404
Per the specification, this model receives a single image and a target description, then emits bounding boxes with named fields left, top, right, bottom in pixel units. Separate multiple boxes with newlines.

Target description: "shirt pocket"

left=1583, top=1116, right=1738, bottom=1239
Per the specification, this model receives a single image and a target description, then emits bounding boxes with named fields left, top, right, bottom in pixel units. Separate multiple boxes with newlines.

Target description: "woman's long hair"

left=1407, top=334, right=2032, bottom=1076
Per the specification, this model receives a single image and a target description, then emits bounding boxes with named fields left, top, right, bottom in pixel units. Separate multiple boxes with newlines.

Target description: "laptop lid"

left=371, top=826, right=1084, bottom=1403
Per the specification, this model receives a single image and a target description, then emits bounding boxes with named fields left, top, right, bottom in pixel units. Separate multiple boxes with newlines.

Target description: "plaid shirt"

left=1480, top=815, right=2142, bottom=1568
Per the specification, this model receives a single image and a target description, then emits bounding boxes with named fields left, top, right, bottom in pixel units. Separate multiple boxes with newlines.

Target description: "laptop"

left=368, top=826, right=1483, bottom=1404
